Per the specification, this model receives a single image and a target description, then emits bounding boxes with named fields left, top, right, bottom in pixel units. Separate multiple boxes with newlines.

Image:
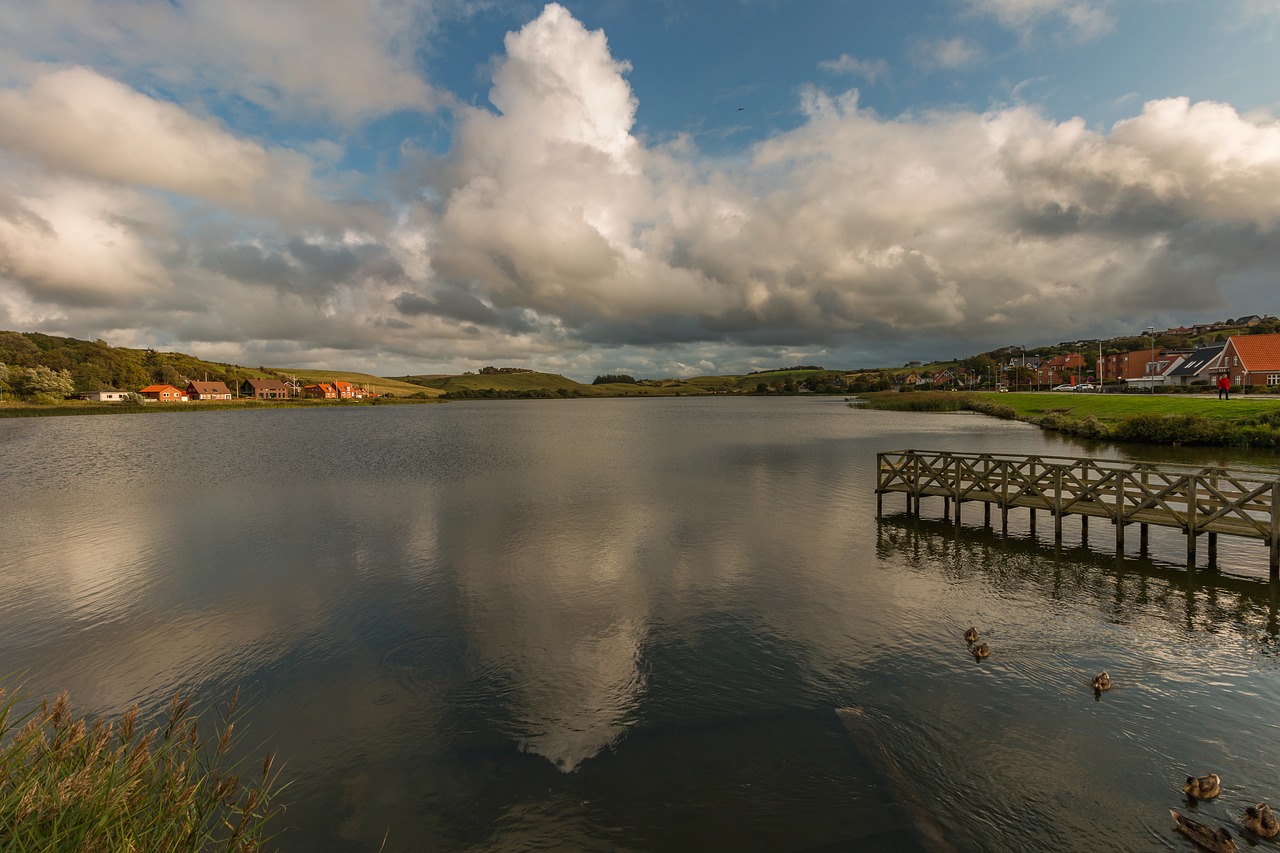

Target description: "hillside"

left=0, top=331, right=427, bottom=397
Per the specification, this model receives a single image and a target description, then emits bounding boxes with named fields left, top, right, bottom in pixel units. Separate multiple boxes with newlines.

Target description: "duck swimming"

left=1091, top=671, right=1111, bottom=691
left=1185, top=774, right=1221, bottom=800
left=1171, top=809, right=1236, bottom=853
left=972, top=643, right=989, bottom=659
left=964, top=627, right=979, bottom=643
left=1243, top=803, right=1279, bottom=839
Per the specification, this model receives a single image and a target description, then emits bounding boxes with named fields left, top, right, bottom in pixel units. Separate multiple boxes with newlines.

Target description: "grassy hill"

left=285, top=370, right=434, bottom=397
left=0, top=331, right=432, bottom=398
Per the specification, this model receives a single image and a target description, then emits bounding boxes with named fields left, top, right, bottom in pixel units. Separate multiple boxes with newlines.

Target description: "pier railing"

left=876, top=450, right=1280, bottom=577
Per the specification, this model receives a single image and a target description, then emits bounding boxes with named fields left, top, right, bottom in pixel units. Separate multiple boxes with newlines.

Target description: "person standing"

left=1217, top=374, right=1231, bottom=400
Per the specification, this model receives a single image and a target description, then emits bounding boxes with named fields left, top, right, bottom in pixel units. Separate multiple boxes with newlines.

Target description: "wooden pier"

left=876, top=450, right=1280, bottom=578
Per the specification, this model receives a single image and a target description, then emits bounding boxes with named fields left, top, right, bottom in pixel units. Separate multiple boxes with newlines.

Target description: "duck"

left=1091, top=671, right=1111, bottom=691
left=1185, top=774, right=1222, bottom=801
left=1171, top=809, right=1236, bottom=853
left=964, top=627, right=979, bottom=643
left=972, top=643, right=989, bottom=659
left=1243, top=802, right=1279, bottom=839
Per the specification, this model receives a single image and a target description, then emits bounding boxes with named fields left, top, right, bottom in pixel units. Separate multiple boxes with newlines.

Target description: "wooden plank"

left=876, top=450, right=1280, bottom=569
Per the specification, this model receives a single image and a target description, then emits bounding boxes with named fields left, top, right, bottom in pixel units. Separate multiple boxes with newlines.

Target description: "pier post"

left=1271, top=483, right=1279, bottom=580
left=984, top=503, right=991, bottom=528
left=1029, top=509, right=1036, bottom=536
left=1115, top=471, right=1126, bottom=552
left=1081, top=515, right=1088, bottom=545
left=1140, top=525, right=1148, bottom=555
left=1054, top=468, right=1063, bottom=543
left=1186, top=478, right=1198, bottom=567
left=1208, top=532, right=1218, bottom=568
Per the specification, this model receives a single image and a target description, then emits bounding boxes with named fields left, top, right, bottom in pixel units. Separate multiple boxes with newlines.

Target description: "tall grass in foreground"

left=1, top=686, right=285, bottom=852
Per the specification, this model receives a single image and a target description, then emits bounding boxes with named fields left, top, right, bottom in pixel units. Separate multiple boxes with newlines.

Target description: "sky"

left=2, top=1, right=1280, bottom=381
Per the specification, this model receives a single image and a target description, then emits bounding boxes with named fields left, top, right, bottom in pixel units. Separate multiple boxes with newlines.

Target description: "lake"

left=2, top=398, right=1279, bottom=851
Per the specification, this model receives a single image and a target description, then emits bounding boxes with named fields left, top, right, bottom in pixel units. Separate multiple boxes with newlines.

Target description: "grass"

left=856, top=390, right=1280, bottom=448
left=275, top=370, right=434, bottom=397
left=965, top=390, right=1280, bottom=424
left=1, top=685, right=285, bottom=852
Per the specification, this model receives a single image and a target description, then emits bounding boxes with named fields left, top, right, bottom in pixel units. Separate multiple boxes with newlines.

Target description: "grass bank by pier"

left=856, top=390, right=1280, bottom=448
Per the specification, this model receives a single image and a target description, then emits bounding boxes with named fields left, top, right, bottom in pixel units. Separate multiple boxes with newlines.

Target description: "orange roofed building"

left=139, top=384, right=187, bottom=402
left=1216, top=333, right=1280, bottom=388
left=303, top=383, right=337, bottom=399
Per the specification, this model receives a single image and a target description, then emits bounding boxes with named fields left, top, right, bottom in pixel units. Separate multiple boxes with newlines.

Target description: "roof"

left=242, top=377, right=290, bottom=390
left=187, top=381, right=231, bottom=394
left=1168, top=343, right=1226, bottom=377
left=139, top=384, right=183, bottom=393
left=1227, top=334, right=1280, bottom=371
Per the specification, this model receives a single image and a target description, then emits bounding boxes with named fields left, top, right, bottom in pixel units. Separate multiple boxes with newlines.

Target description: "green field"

left=281, top=369, right=436, bottom=397
left=971, top=390, right=1280, bottom=424
left=857, top=390, right=1280, bottom=447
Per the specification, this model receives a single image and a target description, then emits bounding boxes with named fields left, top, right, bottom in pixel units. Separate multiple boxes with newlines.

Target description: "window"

left=1268, top=374, right=1280, bottom=386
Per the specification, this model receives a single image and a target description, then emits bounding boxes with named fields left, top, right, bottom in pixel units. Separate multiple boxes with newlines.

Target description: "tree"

left=12, top=365, right=75, bottom=401
left=0, top=362, right=9, bottom=398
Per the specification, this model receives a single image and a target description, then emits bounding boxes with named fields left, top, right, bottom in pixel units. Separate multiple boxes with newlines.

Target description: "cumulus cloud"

left=6, top=2, right=1280, bottom=379
left=0, top=174, right=173, bottom=306
left=0, top=0, right=438, bottom=122
left=421, top=5, right=1280, bottom=361
left=0, top=67, right=340, bottom=226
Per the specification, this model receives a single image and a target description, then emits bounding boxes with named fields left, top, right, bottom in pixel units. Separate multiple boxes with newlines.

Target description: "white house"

left=78, top=389, right=132, bottom=402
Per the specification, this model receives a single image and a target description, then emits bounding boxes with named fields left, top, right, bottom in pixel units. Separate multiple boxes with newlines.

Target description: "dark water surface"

left=3, top=399, right=1279, bottom=851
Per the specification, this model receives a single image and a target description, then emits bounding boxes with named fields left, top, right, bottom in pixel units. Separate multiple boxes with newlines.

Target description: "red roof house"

left=139, top=384, right=187, bottom=402
left=1217, top=333, right=1280, bottom=388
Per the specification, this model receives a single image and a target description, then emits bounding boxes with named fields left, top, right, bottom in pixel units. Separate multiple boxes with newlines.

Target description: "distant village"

left=901, top=314, right=1280, bottom=392
left=78, top=378, right=377, bottom=404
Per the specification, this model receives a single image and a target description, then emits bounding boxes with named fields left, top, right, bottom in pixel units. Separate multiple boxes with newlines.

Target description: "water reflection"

left=4, top=401, right=1280, bottom=851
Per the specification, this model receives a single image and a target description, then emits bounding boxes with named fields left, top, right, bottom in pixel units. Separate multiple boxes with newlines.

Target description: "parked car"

left=1052, top=384, right=1075, bottom=391
left=1075, top=383, right=1095, bottom=391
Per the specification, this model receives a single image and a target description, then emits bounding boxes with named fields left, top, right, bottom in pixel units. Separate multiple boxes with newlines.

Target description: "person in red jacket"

left=1217, top=374, right=1231, bottom=400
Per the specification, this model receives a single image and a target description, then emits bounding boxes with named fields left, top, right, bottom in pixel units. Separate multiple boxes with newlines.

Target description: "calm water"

left=3, top=398, right=1279, bottom=852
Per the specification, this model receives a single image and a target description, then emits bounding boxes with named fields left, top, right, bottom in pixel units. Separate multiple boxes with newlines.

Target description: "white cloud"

left=967, top=0, right=1115, bottom=39
left=818, top=53, right=889, bottom=85
left=6, top=2, right=1280, bottom=379
left=0, top=174, right=174, bottom=306
left=913, top=36, right=983, bottom=72
left=0, top=0, right=438, bottom=123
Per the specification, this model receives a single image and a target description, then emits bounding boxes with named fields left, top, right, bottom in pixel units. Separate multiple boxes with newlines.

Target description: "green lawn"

left=972, top=391, right=1280, bottom=425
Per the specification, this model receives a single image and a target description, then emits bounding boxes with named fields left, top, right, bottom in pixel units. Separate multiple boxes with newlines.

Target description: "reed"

left=1, top=685, right=286, bottom=852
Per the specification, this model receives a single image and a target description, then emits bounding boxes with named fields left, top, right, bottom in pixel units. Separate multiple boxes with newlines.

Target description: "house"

left=239, top=378, right=292, bottom=400
left=332, top=380, right=357, bottom=399
left=78, top=389, right=131, bottom=402
left=186, top=380, right=232, bottom=401
left=1215, top=333, right=1280, bottom=389
left=303, top=383, right=337, bottom=399
left=1035, top=353, right=1086, bottom=387
left=1165, top=343, right=1226, bottom=386
left=1100, top=349, right=1182, bottom=384
left=139, top=384, right=188, bottom=402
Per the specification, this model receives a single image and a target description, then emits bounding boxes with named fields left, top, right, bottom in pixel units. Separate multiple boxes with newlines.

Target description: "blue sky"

left=2, top=1, right=1280, bottom=380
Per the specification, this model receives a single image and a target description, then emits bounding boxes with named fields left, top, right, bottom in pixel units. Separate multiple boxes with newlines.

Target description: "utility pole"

left=1146, top=326, right=1156, bottom=393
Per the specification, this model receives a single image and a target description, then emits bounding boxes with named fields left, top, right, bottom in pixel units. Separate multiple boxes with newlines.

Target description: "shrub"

left=1, top=686, right=286, bottom=852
